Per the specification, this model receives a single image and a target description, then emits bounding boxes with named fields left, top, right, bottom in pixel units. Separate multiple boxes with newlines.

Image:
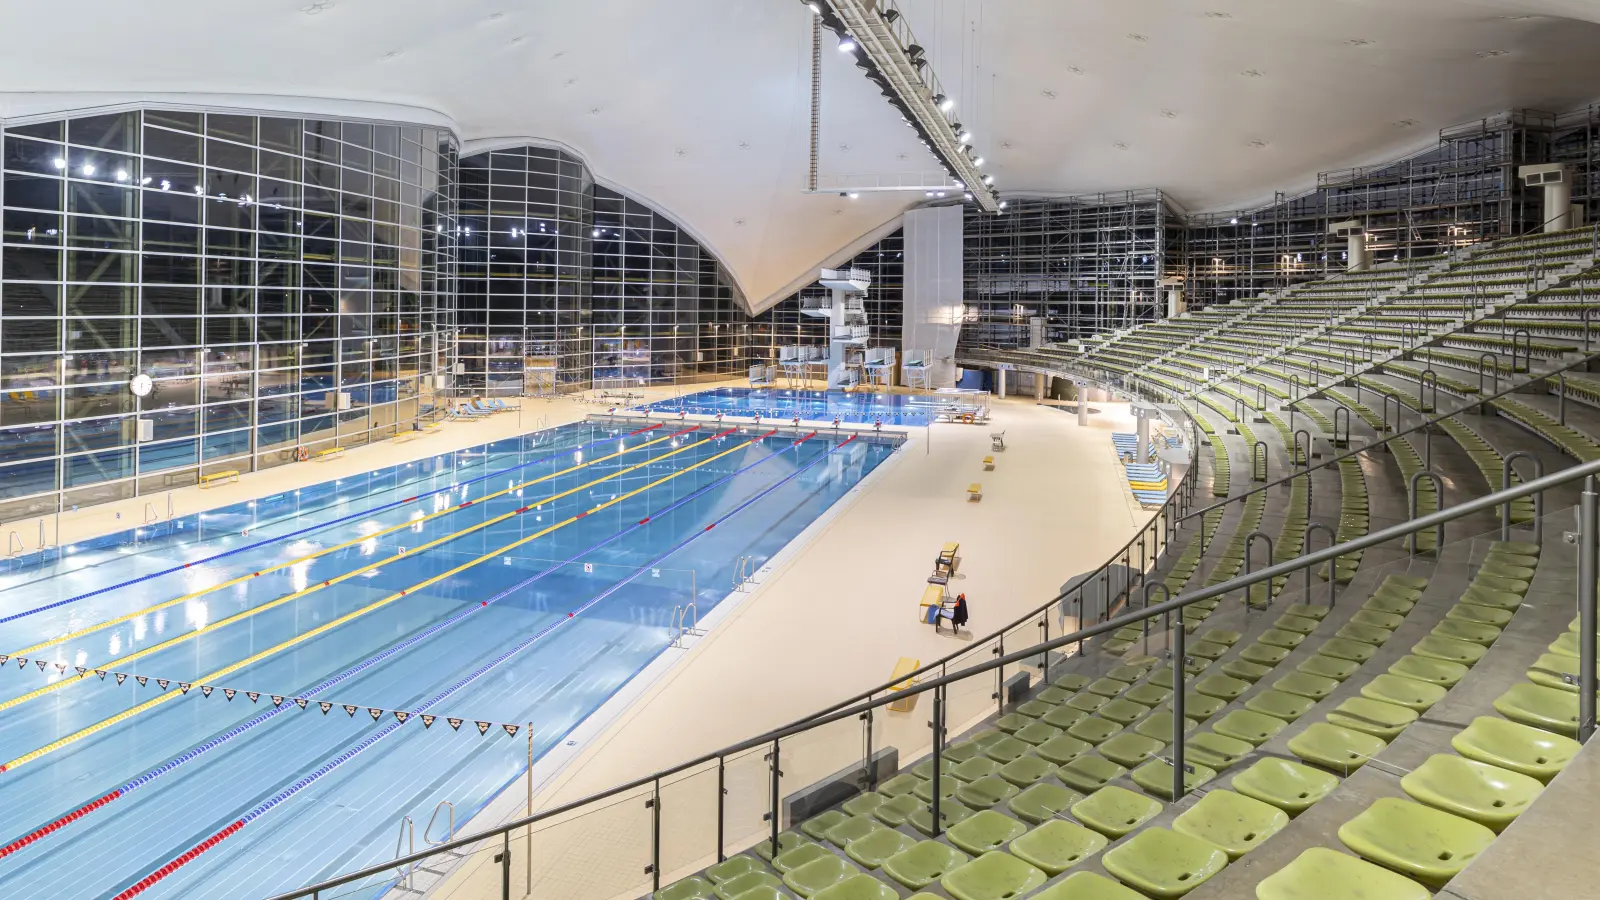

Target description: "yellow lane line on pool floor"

left=1, top=428, right=768, bottom=772
left=0, top=428, right=722, bottom=717
left=6, top=429, right=689, bottom=661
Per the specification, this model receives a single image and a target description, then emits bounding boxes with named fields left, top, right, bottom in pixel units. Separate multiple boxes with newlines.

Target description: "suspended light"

left=847, top=192, right=860, bottom=200
left=807, top=1, right=820, bottom=12
left=958, top=131, right=973, bottom=145
left=81, top=163, right=95, bottom=177
left=972, top=157, right=985, bottom=167
left=983, top=175, right=995, bottom=185
left=999, top=200, right=1008, bottom=209
left=1229, top=217, right=1238, bottom=224
left=838, top=35, right=857, bottom=52
left=935, top=94, right=954, bottom=113
left=52, top=157, right=66, bottom=170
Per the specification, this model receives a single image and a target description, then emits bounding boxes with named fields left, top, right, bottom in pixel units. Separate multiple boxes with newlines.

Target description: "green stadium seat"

left=1494, top=682, right=1581, bottom=736
left=1337, top=797, right=1496, bottom=889
left=1432, top=620, right=1501, bottom=646
left=1272, top=672, right=1341, bottom=701
left=1326, top=697, right=1417, bottom=739
left=995, top=713, right=1034, bottom=734
left=843, top=826, right=915, bottom=869
left=841, top=792, right=884, bottom=818
left=825, top=816, right=883, bottom=848
left=753, top=831, right=810, bottom=862
left=1058, top=755, right=1129, bottom=792
left=1388, top=654, right=1467, bottom=687
left=1222, top=659, right=1272, bottom=682
left=877, top=774, right=920, bottom=798
left=912, top=774, right=959, bottom=804
left=1527, top=652, right=1600, bottom=692
left=1073, top=785, right=1163, bottom=838
left=998, top=754, right=1055, bottom=787
left=1361, top=673, right=1446, bottom=711
left=1212, top=709, right=1287, bottom=745
left=1258, top=630, right=1307, bottom=651
left=871, top=794, right=920, bottom=826
left=957, top=774, right=1021, bottom=809
left=1461, top=586, right=1521, bottom=611
left=1288, top=722, right=1387, bottom=771
left=1101, top=827, right=1229, bottom=898
left=1387, top=575, right=1429, bottom=591
left=1131, top=758, right=1218, bottom=800
left=1165, top=691, right=1227, bottom=721
left=1099, top=733, right=1167, bottom=768
left=1232, top=758, right=1340, bottom=815
left=908, top=798, right=974, bottom=835
left=1401, top=753, right=1543, bottom=831
left=655, top=875, right=715, bottom=900
left=1053, top=674, right=1092, bottom=692
left=941, top=851, right=1048, bottom=900
left=1335, top=622, right=1393, bottom=645
left=1036, top=685, right=1075, bottom=704
left=983, top=736, right=1030, bottom=764
left=1134, top=711, right=1197, bottom=742
left=1189, top=640, right=1230, bottom=660
left=1201, top=628, right=1243, bottom=645
left=773, top=842, right=833, bottom=873
left=722, top=885, right=781, bottom=900
left=1195, top=674, right=1252, bottom=701
left=1255, top=847, right=1430, bottom=900
left=917, top=757, right=962, bottom=781
left=1066, top=693, right=1110, bottom=713
left=1088, top=677, right=1129, bottom=698
left=946, top=809, right=1029, bottom=855
left=1317, top=638, right=1377, bottom=663
left=1185, top=732, right=1253, bottom=769
left=943, top=740, right=985, bottom=764
left=1297, top=654, right=1359, bottom=681
left=1172, top=789, right=1288, bottom=859
left=782, top=853, right=854, bottom=898
left=1284, top=603, right=1330, bottom=621
left=1007, top=781, right=1081, bottom=824
left=1245, top=690, right=1317, bottom=722
left=1127, top=683, right=1173, bottom=706
left=1031, top=870, right=1147, bottom=899
left=712, top=870, right=783, bottom=900
left=1042, top=705, right=1088, bottom=730
left=1448, top=603, right=1513, bottom=627
left=882, top=840, right=970, bottom=889
left=1350, top=609, right=1405, bottom=631
left=1363, top=594, right=1415, bottom=617
left=1273, top=614, right=1321, bottom=635
left=809, top=873, right=898, bottom=900
left=1107, top=664, right=1149, bottom=683
left=1014, top=699, right=1056, bottom=719
left=1009, top=819, right=1107, bottom=875
left=1068, top=716, right=1123, bottom=745
left=1033, top=733, right=1092, bottom=765
left=801, top=810, right=851, bottom=840
left=706, top=855, right=762, bottom=884
left=1012, top=721, right=1062, bottom=746
left=1452, top=715, right=1580, bottom=781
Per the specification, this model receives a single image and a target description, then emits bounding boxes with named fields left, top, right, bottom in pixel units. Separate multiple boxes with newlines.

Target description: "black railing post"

left=768, top=739, right=781, bottom=859
left=650, top=778, right=662, bottom=892
left=1172, top=621, right=1187, bottom=802
left=716, top=756, right=726, bottom=862
left=1580, top=476, right=1597, bottom=743
left=931, top=684, right=946, bottom=837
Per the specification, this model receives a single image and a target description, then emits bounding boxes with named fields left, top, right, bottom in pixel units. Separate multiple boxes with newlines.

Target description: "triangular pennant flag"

left=76, top=666, right=87, bottom=676
left=447, top=717, right=464, bottom=731
left=179, top=682, right=192, bottom=694
left=54, top=663, right=66, bottom=674
left=36, top=659, right=48, bottom=671
left=96, top=670, right=108, bottom=680
left=158, top=679, right=171, bottom=691
left=15, top=657, right=27, bottom=669
left=319, top=702, right=334, bottom=715
left=115, top=673, right=128, bottom=686
left=475, top=721, right=491, bottom=736
left=293, top=698, right=309, bottom=710
left=200, top=685, right=214, bottom=697
left=394, top=711, right=410, bottom=724
left=246, top=691, right=260, bottom=703
left=0, top=655, right=8, bottom=665
left=344, top=704, right=358, bottom=717
left=136, top=676, right=149, bottom=687
left=223, top=688, right=236, bottom=701
left=368, top=707, right=383, bottom=721
left=420, top=714, right=436, bottom=729
left=271, top=695, right=285, bottom=707
left=502, top=724, right=520, bottom=738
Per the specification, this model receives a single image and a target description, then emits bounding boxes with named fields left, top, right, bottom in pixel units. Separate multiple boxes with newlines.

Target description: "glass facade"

left=751, top=230, right=906, bottom=378
left=0, top=109, right=457, bottom=520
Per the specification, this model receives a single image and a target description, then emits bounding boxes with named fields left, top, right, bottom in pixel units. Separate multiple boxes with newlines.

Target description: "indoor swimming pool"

left=0, top=419, right=895, bottom=899
left=636, top=387, right=986, bottom=426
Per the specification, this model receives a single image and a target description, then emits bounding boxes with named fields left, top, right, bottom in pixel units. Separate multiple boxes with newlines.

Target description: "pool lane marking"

left=0, top=428, right=709, bottom=718
left=102, top=432, right=847, bottom=900
left=4, top=428, right=672, bottom=658
left=0, top=427, right=754, bottom=771
left=0, top=429, right=818, bottom=858
left=0, top=426, right=648, bottom=629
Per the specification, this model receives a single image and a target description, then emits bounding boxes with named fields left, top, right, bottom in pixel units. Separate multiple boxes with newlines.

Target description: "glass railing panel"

left=720, top=743, right=776, bottom=858
left=523, top=782, right=653, bottom=900
left=658, top=759, right=723, bottom=888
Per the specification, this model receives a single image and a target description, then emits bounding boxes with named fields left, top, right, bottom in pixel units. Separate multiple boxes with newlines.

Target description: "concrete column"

left=1033, top=373, right=1046, bottom=401
left=1519, top=164, right=1574, bottom=233
left=997, top=368, right=1007, bottom=399
left=1346, top=232, right=1369, bottom=271
left=1165, top=288, right=1185, bottom=318
left=1136, top=416, right=1150, bottom=461
left=1076, top=385, right=1089, bottom=427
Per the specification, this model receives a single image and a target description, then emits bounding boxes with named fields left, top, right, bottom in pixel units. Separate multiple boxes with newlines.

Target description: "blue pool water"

left=0, top=420, right=895, bottom=898
left=636, top=388, right=985, bottom=427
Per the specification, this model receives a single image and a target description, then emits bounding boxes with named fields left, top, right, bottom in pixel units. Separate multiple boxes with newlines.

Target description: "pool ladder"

left=670, top=602, right=701, bottom=648
left=391, top=801, right=461, bottom=892
left=732, top=556, right=756, bottom=591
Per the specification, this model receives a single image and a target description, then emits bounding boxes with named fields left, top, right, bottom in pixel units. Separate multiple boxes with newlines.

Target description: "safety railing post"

left=1380, top=393, right=1399, bottom=433
left=1502, top=452, right=1545, bottom=546
left=931, top=684, right=946, bottom=837
left=1172, top=621, right=1188, bottom=802
left=1408, top=471, right=1445, bottom=556
left=1332, top=405, right=1351, bottom=448
left=1513, top=329, right=1532, bottom=374
left=1580, top=475, right=1597, bottom=744
left=767, top=739, right=781, bottom=859
left=994, top=634, right=1005, bottom=716
left=1558, top=371, right=1567, bottom=426
left=1293, top=430, right=1311, bottom=468
left=716, top=756, right=727, bottom=862
left=1420, top=369, right=1438, bottom=413
left=1243, top=531, right=1274, bottom=610
left=1252, top=441, right=1268, bottom=483
left=650, top=778, right=662, bottom=892
left=1478, top=353, right=1498, bottom=413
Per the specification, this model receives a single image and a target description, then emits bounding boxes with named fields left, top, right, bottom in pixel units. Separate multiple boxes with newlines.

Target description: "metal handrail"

left=263, top=453, right=1600, bottom=900
left=1175, top=348, right=1600, bottom=525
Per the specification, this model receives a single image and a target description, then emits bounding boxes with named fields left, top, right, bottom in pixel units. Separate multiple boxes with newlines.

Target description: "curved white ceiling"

left=2, top=0, right=1599, bottom=310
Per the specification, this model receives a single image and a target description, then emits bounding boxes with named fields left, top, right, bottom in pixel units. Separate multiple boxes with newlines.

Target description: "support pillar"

left=1329, top=220, right=1368, bottom=272
left=1520, top=164, right=1573, bottom=233
left=997, top=367, right=1007, bottom=399
left=1076, top=384, right=1089, bottom=427
left=1136, top=416, right=1150, bottom=462
left=1161, top=276, right=1186, bottom=318
left=1033, top=373, right=1046, bottom=401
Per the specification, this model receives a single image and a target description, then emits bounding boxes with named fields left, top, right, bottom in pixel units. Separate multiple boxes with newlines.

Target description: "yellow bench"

left=887, top=657, right=922, bottom=713
left=422, top=422, right=444, bottom=433
left=315, top=447, right=345, bottom=461
left=983, top=455, right=995, bottom=471
left=391, top=430, right=420, bottom=444
left=967, top=482, right=983, bottom=501
left=199, top=470, right=240, bottom=489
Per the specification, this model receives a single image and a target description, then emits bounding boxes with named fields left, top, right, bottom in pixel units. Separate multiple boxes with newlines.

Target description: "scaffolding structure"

left=963, top=191, right=1180, bottom=346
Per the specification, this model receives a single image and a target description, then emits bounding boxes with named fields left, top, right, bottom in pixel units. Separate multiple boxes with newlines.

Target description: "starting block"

left=983, top=455, right=995, bottom=471
left=967, top=482, right=983, bottom=501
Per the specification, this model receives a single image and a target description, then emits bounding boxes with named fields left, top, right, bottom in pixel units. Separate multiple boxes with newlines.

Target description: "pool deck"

left=422, top=389, right=1146, bottom=899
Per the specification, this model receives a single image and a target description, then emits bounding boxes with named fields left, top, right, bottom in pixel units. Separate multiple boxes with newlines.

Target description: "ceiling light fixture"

left=935, top=94, right=954, bottom=113
left=957, top=131, right=973, bottom=145
left=972, top=156, right=984, bottom=166
left=52, top=157, right=66, bottom=170
left=80, top=163, right=95, bottom=177
left=838, top=35, right=857, bottom=52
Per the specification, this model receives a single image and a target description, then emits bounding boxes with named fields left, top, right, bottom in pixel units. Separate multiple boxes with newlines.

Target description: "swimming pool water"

left=636, top=388, right=985, bottom=427
left=0, top=420, right=894, bottom=898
